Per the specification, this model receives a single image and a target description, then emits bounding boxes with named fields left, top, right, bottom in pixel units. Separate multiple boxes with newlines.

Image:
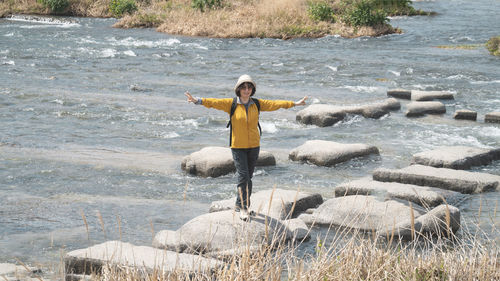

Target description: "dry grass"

left=71, top=217, right=500, bottom=281
left=0, top=0, right=396, bottom=38
left=116, top=0, right=395, bottom=39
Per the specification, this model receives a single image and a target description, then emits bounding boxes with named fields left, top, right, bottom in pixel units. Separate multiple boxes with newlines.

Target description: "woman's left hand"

left=295, top=96, right=308, bottom=106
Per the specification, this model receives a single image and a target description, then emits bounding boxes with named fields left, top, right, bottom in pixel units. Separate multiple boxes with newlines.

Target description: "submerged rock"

left=411, top=90, right=454, bottom=101
left=209, top=188, right=323, bottom=220
left=453, top=109, right=477, bottom=121
left=296, top=99, right=400, bottom=127
left=296, top=104, right=346, bottom=127
left=405, top=101, right=446, bottom=117
left=65, top=241, right=223, bottom=277
left=411, top=146, right=500, bottom=169
left=153, top=210, right=309, bottom=258
left=335, top=177, right=463, bottom=207
left=485, top=112, right=500, bottom=123
left=373, top=164, right=500, bottom=194
left=298, top=195, right=460, bottom=240
left=289, top=140, right=379, bottom=167
left=181, top=146, right=275, bottom=177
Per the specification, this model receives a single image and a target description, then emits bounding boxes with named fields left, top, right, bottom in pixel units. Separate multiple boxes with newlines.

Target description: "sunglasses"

left=239, top=82, right=254, bottom=90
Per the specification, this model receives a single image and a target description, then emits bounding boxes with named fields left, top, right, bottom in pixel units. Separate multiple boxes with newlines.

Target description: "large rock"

left=387, top=88, right=411, bottom=99
left=299, top=195, right=460, bottom=240
left=342, top=98, right=401, bottom=119
left=405, top=101, right=446, bottom=117
left=373, top=165, right=500, bottom=194
left=295, top=104, right=346, bottom=127
left=453, top=110, right=477, bottom=121
left=411, top=146, right=500, bottom=169
left=209, top=188, right=323, bottom=220
left=411, top=90, right=454, bottom=101
left=296, top=99, right=400, bottom=127
left=64, top=241, right=223, bottom=277
left=289, top=140, right=379, bottom=167
left=153, top=210, right=309, bottom=258
left=181, top=147, right=276, bottom=177
left=334, top=178, right=463, bottom=207
left=0, top=263, right=41, bottom=280
left=485, top=112, right=500, bottom=123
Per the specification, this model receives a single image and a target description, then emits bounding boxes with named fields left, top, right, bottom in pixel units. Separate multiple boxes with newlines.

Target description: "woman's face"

left=239, top=82, right=253, bottom=97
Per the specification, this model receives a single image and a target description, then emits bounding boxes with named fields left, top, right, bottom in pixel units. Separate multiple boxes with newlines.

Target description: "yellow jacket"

left=202, top=98, right=295, bottom=148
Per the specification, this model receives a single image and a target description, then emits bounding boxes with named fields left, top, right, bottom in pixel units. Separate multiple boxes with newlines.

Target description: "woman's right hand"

left=185, top=91, right=197, bottom=103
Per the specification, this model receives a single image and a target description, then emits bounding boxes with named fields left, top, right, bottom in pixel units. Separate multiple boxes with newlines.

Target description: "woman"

left=185, top=74, right=307, bottom=220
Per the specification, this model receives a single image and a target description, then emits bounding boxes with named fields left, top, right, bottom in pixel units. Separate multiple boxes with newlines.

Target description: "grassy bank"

left=0, top=0, right=433, bottom=38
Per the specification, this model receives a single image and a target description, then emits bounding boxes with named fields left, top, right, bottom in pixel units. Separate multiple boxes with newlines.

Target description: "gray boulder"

left=406, top=101, right=446, bottom=117
left=411, top=90, right=454, bottom=101
left=387, top=88, right=411, bottom=99
left=298, top=195, right=460, bottom=240
left=296, top=104, right=346, bottom=127
left=296, top=99, right=400, bottom=127
left=373, top=164, right=500, bottom=194
left=485, top=112, right=500, bottom=123
left=181, top=147, right=275, bottom=177
left=343, top=98, right=401, bottom=119
left=334, top=177, right=463, bottom=207
left=153, top=210, right=309, bottom=258
left=289, top=140, right=379, bottom=167
left=64, top=241, right=223, bottom=277
left=411, top=146, right=500, bottom=169
left=378, top=204, right=461, bottom=239
left=209, top=188, right=323, bottom=220
left=453, top=110, right=477, bottom=121
left=0, top=263, right=41, bottom=280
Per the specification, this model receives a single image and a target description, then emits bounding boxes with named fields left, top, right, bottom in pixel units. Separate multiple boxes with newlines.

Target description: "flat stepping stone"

left=153, top=210, right=309, bottom=258
left=387, top=88, right=411, bottom=99
left=485, top=112, right=500, bottom=123
left=64, top=241, right=223, bottom=277
left=289, top=140, right=379, bottom=167
left=209, top=188, right=323, bottom=220
left=335, top=177, right=463, bottom=207
left=299, top=195, right=460, bottom=240
left=405, top=101, right=446, bottom=117
left=296, top=104, right=346, bottom=127
left=0, top=263, right=41, bottom=280
left=412, top=146, right=500, bottom=169
left=411, top=90, right=454, bottom=101
left=342, top=98, right=401, bottom=119
left=373, top=164, right=500, bottom=194
left=296, top=99, right=400, bottom=127
left=181, top=146, right=275, bottom=177
left=453, top=110, right=477, bottom=121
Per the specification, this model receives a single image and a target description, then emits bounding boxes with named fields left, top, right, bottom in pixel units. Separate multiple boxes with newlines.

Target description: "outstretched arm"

left=294, top=96, right=308, bottom=106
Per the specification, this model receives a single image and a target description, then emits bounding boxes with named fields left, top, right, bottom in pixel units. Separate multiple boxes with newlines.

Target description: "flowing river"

left=1, top=0, right=500, bottom=268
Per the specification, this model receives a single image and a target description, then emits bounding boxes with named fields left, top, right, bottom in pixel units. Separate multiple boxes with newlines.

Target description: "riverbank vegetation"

left=486, top=36, right=500, bottom=56
left=71, top=224, right=500, bottom=280
left=0, top=0, right=433, bottom=38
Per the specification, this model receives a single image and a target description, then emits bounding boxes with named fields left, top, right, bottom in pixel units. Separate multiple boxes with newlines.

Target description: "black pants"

left=231, top=147, right=260, bottom=210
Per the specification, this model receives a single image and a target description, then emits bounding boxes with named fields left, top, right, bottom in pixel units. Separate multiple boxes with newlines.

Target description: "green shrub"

left=342, top=0, right=387, bottom=27
left=38, top=0, right=69, bottom=13
left=486, top=36, right=500, bottom=56
left=191, top=0, right=222, bottom=12
left=110, top=0, right=138, bottom=17
left=371, top=0, right=415, bottom=16
left=307, top=1, right=335, bottom=22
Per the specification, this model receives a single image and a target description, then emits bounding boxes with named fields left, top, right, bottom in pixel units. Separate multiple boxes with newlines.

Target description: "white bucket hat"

left=234, top=74, right=256, bottom=95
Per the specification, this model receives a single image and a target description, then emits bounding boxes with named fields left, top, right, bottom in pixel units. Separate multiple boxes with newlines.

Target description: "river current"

left=1, top=0, right=500, bottom=267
